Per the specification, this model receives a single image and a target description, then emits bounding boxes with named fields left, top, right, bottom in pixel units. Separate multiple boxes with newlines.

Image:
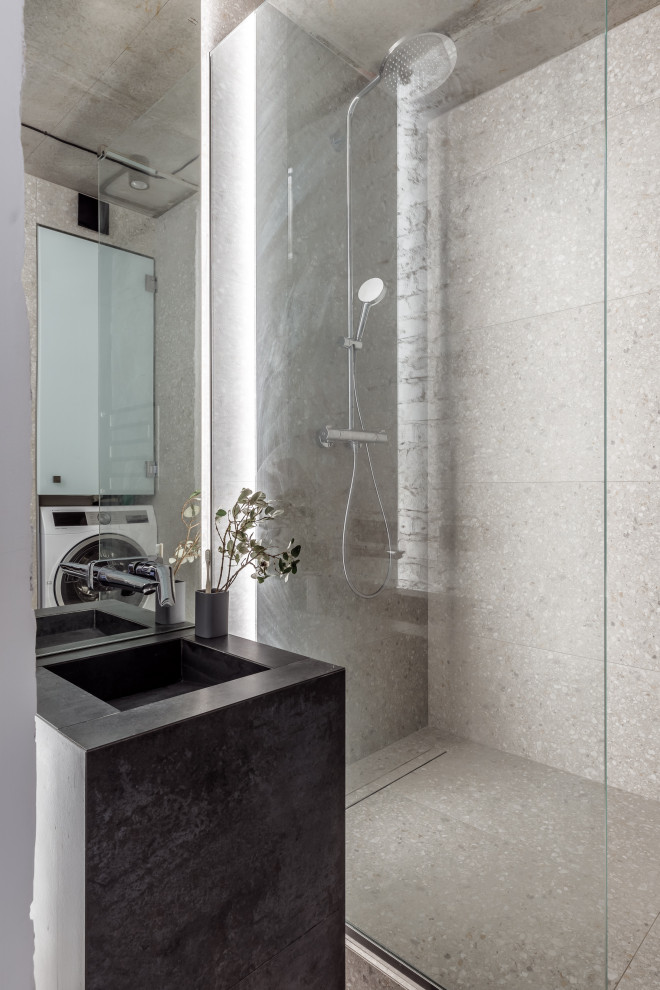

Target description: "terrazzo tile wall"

left=606, top=4, right=660, bottom=800
left=427, top=4, right=660, bottom=801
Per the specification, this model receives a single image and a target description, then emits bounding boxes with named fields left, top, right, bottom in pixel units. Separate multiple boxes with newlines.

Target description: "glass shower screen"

left=210, top=1, right=609, bottom=986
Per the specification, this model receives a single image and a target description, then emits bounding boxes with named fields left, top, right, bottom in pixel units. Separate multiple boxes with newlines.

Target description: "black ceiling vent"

left=78, top=194, right=109, bottom=235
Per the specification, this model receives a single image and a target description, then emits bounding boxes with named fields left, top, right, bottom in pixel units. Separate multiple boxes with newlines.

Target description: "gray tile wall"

left=252, top=7, right=427, bottom=764
left=428, top=4, right=660, bottom=801
left=426, top=24, right=607, bottom=785
left=211, top=3, right=429, bottom=763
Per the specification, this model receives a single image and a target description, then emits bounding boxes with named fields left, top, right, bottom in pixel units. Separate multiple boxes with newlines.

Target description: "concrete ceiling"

left=21, top=0, right=200, bottom=205
left=271, top=0, right=660, bottom=111
left=22, top=0, right=658, bottom=203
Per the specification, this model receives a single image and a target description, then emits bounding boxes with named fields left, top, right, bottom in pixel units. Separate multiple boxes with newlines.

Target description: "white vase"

left=155, top=579, right=187, bottom=625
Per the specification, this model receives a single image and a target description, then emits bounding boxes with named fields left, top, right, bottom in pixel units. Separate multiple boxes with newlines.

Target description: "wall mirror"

left=22, top=0, right=201, bottom=652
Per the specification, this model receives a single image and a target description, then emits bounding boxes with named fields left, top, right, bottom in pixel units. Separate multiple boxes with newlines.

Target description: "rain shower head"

left=379, top=33, right=457, bottom=99
left=355, top=278, right=387, bottom=343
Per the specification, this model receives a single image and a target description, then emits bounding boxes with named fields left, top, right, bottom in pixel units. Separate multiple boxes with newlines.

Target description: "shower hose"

left=341, top=370, right=393, bottom=599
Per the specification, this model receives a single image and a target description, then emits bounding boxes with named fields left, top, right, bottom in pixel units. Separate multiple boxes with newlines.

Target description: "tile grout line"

left=426, top=283, right=655, bottom=342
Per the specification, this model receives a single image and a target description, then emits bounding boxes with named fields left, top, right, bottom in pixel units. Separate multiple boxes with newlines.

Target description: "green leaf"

left=292, top=545, right=301, bottom=557
left=291, top=563, right=298, bottom=574
left=216, top=508, right=227, bottom=518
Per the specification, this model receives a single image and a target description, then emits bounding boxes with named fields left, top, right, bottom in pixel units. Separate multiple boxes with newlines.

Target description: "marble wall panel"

left=397, top=105, right=430, bottom=592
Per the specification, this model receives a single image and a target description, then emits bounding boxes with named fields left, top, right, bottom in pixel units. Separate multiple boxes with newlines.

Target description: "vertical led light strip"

left=287, top=167, right=294, bottom=261
left=199, top=38, right=212, bottom=591
left=242, top=14, right=258, bottom=637
left=205, top=14, right=258, bottom=637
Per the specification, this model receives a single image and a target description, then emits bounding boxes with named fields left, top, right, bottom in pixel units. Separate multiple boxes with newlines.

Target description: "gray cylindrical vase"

left=195, top=589, right=229, bottom=638
left=155, top=579, right=186, bottom=625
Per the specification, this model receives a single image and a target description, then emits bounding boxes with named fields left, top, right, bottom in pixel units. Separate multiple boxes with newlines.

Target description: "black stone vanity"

left=34, top=626, right=345, bottom=990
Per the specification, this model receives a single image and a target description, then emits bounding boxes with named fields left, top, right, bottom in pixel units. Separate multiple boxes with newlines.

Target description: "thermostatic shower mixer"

left=318, top=426, right=388, bottom=448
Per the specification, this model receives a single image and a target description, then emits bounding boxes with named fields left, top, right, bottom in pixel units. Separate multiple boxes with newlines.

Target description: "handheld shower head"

left=355, top=278, right=387, bottom=342
left=358, top=277, right=387, bottom=306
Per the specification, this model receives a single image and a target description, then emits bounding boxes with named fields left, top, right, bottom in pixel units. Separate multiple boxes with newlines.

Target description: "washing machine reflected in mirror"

left=39, top=505, right=157, bottom=608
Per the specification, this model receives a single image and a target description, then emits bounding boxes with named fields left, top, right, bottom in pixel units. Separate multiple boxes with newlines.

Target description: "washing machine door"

left=54, top=533, right=148, bottom=607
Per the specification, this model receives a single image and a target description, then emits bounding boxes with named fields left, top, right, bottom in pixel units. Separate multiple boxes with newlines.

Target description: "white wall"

left=0, top=0, right=37, bottom=986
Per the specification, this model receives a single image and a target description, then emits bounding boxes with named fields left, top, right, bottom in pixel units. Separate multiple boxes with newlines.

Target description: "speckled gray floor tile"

left=347, top=732, right=660, bottom=989
left=347, top=785, right=606, bottom=990
left=346, top=946, right=408, bottom=989
left=615, top=916, right=660, bottom=989
left=608, top=785, right=660, bottom=982
left=387, top=739, right=606, bottom=863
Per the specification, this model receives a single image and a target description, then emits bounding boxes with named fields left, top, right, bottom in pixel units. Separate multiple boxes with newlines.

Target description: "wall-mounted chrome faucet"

left=57, top=557, right=175, bottom=607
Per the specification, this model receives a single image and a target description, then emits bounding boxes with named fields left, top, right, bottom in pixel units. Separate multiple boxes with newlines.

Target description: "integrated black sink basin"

left=36, top=608, right=149, bottom=650
left=45, top=638, right=268, bottom=711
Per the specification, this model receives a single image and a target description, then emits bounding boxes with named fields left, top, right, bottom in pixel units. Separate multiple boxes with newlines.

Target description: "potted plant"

left=156, top=491, right=201, bottom=625
left=195, top=487, right=301, bottom=638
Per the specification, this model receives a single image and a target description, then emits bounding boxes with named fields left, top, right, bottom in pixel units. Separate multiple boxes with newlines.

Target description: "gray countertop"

left=37, top=628, right=343, bottom=751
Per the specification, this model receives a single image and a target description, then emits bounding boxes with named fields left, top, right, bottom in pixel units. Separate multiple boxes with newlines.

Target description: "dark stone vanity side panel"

left=231, top=910, right=345, bottom=989
left=84, top=670, right=345, bottom=990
